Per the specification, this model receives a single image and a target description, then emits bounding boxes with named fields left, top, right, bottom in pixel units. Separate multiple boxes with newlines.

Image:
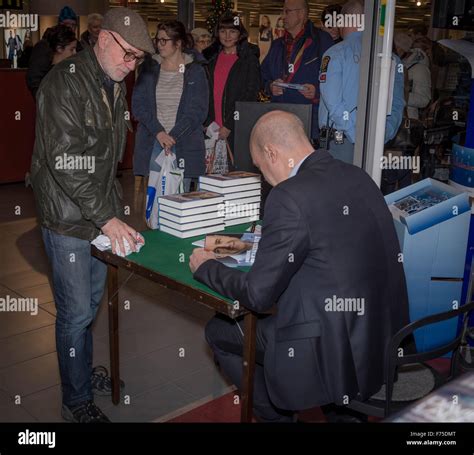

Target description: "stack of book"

left=198, top=172, right=261, bottom=227
left=157, top=191, right=225, bottom=238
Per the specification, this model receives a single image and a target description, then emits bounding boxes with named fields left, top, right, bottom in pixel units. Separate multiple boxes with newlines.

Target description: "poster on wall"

left=258, top=14, right=285, bottom=61
left=4, top=28, right=31, bottom=65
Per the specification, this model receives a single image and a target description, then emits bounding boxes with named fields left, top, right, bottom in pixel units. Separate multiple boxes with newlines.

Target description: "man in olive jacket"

left=30, top=8, right=154, bottom=423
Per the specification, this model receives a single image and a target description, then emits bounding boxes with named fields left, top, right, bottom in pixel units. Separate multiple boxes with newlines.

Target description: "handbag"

left=386, top=108, right=425, bottom=152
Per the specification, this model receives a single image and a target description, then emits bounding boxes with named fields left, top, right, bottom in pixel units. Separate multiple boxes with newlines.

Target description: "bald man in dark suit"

left=190, top=111, right=409, bottom=422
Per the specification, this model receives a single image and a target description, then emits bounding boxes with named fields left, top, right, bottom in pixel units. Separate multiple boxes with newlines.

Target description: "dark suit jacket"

left=194, top=150, right=409, bottom=411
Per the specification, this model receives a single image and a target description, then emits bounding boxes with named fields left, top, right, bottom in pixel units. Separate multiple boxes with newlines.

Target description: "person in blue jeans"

left=29, top=8, right=155, bottom=422
left=41, top=229, right=109, bottom=403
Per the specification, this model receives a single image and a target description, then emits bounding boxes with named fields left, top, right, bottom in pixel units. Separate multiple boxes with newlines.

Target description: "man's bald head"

left=250, top=111, right=314, bottom=187
left=251, top=111, right=309, bottom=152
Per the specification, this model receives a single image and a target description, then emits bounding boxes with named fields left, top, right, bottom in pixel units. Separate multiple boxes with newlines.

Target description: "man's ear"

left=97, top=30, right=108, bottom=49
left=263, top=144, right=278, bottom=163
left=262, top=144, right=271, bottom=161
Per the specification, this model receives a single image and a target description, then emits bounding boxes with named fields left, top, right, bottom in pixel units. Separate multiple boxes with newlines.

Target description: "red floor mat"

left=168, top=358, right=451, bottom=423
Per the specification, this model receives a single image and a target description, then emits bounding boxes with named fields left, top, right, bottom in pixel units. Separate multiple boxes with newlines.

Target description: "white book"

left=159, top=223, right=226, bottom=239
left=225, top=216, right=260, bottom=227
left=158, top=203, right=221, bottom=217
left=199, top=172, right=261, bottom=188
left=223, top=196, right=261, bottom=207
left=158, top=209, right=220, bottom=224
left=220, top=203, right=260, bottom=219
left=199, top=184, right=261, bottom=200
left=158, top=191, right=224, bottom=209
left=159, top=216, right=225, bottom=231
left=226, top=210, right=260, bottom=220
left=198, top=182, right=261, bottom=194
left=222, top=189, right=261, bottom=201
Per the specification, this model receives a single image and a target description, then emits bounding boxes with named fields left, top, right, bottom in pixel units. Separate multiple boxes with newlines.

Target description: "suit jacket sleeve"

left=193, top=186, right=310, bottom=313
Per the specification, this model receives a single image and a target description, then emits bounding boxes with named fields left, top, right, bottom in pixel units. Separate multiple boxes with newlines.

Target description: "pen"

left=250, top=221, right=256, bottom=233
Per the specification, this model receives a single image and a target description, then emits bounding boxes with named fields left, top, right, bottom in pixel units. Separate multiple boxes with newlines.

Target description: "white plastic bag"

left=204, top=122, right=232, bottom=174
left=145, top=142, right=184, bottom=229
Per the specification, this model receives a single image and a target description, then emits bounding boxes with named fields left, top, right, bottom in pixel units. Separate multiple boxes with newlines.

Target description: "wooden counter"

left=0, top=69, right=135, bottom=184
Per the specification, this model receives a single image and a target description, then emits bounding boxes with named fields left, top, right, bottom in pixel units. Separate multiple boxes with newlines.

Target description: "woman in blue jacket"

left=132, top=20, right=209, bottom=192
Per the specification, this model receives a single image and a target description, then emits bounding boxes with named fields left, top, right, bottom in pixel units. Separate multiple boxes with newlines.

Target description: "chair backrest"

left=384, top=300, right=474, bottom=415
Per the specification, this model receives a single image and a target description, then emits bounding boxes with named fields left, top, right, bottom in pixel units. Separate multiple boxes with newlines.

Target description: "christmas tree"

left=206, top=0, right=235, bottom=34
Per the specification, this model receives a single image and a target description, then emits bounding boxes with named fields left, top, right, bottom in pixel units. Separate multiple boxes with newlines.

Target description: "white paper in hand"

left=92, top=233, right=145, bottom=257
left=206, top=121, right=221, bottom=139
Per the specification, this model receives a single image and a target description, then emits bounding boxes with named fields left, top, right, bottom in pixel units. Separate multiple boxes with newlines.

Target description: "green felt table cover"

left=125, top=223, right=253, bottom=303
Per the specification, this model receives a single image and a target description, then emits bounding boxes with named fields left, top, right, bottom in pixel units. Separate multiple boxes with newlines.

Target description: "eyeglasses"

left=282, top=7, right=303, bottom=15
left=108, top=31, right=144, bottom=65
left=155, top=37, right=174, bottom=47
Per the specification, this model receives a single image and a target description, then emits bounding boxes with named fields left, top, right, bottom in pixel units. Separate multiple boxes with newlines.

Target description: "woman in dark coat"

left=205, top=11, right=261, bottom=159
left=132, top=20, right=209, bottom=191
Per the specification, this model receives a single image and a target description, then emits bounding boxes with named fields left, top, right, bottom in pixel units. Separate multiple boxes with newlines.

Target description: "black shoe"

left=322, top=404, right=368, bottom=423
left=326, top=412, right=368, bottom=423
left=61, top=400, right=111, bottom=423
left=91, top=365, right=125, bottom=396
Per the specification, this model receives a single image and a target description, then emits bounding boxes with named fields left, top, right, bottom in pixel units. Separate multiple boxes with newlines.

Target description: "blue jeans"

left=41, top=227, right=107, bottom=407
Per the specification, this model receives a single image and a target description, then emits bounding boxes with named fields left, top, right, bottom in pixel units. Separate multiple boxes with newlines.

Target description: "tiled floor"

left=0, top=171, right=232, bottom=422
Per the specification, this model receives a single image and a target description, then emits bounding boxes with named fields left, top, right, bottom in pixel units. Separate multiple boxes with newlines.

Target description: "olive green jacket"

left=30, top=45, right=132, bottom=241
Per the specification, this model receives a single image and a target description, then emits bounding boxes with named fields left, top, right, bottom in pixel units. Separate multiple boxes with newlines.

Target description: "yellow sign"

left=379, top=0, right=386, bottom=36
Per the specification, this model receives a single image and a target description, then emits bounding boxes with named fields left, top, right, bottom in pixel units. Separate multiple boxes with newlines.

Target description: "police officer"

left=318, top=0, right=405, bottom=163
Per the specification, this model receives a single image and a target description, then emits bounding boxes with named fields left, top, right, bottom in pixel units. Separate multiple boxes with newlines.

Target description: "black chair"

left=347, top=300, right=474, bottom=418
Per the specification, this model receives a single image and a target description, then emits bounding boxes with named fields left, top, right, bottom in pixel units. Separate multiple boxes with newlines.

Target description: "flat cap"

left=103, top=7, right=155, bottom=55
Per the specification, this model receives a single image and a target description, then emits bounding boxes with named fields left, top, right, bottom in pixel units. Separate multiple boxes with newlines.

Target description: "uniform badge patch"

left=320, top=55, right=331, bottom=74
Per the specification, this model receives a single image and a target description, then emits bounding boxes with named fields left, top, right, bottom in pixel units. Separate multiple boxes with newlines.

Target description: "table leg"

left=241, top=311, right=257, bottom=423
left=107, top=263, right=120, bottom=405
